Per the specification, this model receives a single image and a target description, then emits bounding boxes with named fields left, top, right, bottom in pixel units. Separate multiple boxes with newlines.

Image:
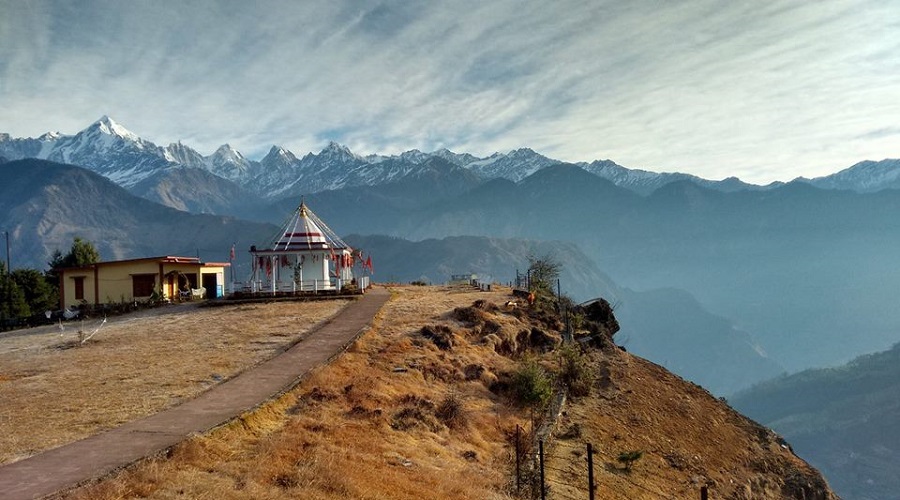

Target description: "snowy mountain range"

left=2, top=116, right=898, bottom=205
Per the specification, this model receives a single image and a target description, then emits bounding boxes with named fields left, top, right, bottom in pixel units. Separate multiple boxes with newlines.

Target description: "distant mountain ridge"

left=0, top=158, right=275, bottom=270
left=800, top=158, right=900, bottom=192
left=4, top=117, right=898, bottom=211
left=731, top=342, right=900, bottom=500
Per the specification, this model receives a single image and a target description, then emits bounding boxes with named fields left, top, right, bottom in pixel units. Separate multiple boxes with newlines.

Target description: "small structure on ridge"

left=245, top=200, right=357, bottom=294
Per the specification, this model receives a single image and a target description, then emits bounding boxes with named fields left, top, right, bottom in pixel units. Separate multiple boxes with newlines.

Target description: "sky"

left=1, top=0, right=899, bottom=184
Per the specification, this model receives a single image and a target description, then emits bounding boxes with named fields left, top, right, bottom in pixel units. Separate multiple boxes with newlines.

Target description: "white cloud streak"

left=1, top=0, right=898, bottom=183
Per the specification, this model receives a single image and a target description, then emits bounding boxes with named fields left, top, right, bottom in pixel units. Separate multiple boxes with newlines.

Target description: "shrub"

left=451, top=306, right=485, bottom=325
left=463, top=363, right=485, bottom=380
left=420, top=324, right=454, bottom=350
left=557, top=344, right=593, bottom=397
left=472, top=299, right=499, bottom=312
left=617, top=450, right=643, bottom=471
left=480, top=319, right=502, bottom=336
left=435, top=392, right=467, bottom=429
left=510, top=358, right=552, bottom=408
left=391, top=395, right=441, bottom=432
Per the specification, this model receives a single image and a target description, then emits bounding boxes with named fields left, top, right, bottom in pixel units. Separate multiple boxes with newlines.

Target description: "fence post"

left=587, top=443, right=595, bottom=500
left=515, top=425, right=521, bottom=495
left=557, top=278, right=561, bottom=316
left=701, top=485, right=708, bottom=500
left=539, top=439, right=545, bottom=500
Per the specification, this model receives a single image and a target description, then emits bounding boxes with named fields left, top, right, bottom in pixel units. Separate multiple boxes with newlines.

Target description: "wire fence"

left=507, top=274, right=712, bottom=499
left=515, top=438, right=713, bottom=500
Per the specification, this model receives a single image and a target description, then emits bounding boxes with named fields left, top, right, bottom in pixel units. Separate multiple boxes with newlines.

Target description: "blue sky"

left=1, top=0, right=898, bottom=183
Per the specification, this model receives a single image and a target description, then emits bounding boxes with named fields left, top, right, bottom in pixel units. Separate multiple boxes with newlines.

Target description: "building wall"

left=61, top=270, right=96, bottom=309
left=199, top=268, right=226, bottom=298
left=60, top=261, right=227, bottom=309
left=97, top=261, right=160, bottom=305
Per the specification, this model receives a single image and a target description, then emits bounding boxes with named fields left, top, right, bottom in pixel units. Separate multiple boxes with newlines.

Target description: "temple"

left=243, top=200, right=357, bottom=294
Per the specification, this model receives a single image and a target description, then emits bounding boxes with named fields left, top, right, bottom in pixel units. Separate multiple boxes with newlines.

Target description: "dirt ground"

left=0, top=298, right=349, bottom=464
left=3, top=284, right=836, bottom=499
left=59, top=284, right=525, bottom=500
left=543, top=351, right=837, bottom=499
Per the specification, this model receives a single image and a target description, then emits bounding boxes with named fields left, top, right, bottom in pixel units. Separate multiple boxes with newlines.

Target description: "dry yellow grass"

left=8, top=284, right=835, bottom=499
left=0, top=299, right=348, bottom=464
left=543, top=351, right=837, bottom=499
left=58, top=285, right=530, bottom=500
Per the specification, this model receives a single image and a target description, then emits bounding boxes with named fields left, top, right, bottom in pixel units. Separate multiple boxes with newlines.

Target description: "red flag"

left=365, top=256, right=373, bottom=274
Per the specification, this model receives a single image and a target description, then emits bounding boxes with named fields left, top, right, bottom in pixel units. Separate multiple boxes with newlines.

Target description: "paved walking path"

left=0, top=288, right=390, bottom=500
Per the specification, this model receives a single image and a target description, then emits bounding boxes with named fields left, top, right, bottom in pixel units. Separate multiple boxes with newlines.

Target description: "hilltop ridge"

left=45, top=285, right=835, bottom=499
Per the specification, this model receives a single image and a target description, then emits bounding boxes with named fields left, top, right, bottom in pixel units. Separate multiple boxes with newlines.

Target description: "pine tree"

left=0, top=262, right=30, bottom=320
left=47, top=237, right=101, bottom=287
left=12, top=268, right=58, bottom=315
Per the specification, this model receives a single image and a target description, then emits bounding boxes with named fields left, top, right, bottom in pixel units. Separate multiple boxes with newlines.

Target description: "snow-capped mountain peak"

left=261, top=145, right=298, bottom=164
left=319, top=141, right=358, bottom=160
left=466, top=148, right=559, bottom=182
left=205, top=144, right=253, bottom=182
left=163, top=141, right=206, bottom=169
left=429, top=148, right=480, bottom=167
left=6, top=117, right=900, bottom=205
left=92, top=115, right=140, bottom=142
left=38, top=131, right=63, bottom=141
left=399, top=149, right=429, bottom=164
left=34, top=116, right=171, bottom=187
left=801, top=159, right=900, bottom=193
left=209, top=144, right=248, bottom=164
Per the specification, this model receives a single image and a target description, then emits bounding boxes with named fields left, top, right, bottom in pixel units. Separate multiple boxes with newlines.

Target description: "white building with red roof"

left=246, top=200, right=356, bottom=294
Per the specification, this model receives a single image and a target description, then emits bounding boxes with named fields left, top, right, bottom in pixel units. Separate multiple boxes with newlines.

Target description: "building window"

left=73, top=276, right=85, bottom=301
left=132, top=274, right=156, bottom=298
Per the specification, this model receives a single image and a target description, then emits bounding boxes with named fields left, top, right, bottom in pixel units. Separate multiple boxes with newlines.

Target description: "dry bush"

left=435, top=392, right=467, bottom=430
left=309, top=385, right=342, bottom=402
left=480, top=319, right=502, bottom=336
left=463, top=363, right=485, bottom=380
left=420, top=324, right=454, bottom=350
left=482, top=333, right=502, bottom=352
left=396, top=393, right=436, bottom=409
left=421, top=361, right=463, bottom=383
left=478, top=369, right=499, bottom=388
left=391, top=394, right=448, bottom=432
left=451, top=306, right=485, bottom=326
left=472, top=299, right=499, bottom=312
left=527, top=327, right=561, bottom=352
left=482, top=328, right=520, bottom=356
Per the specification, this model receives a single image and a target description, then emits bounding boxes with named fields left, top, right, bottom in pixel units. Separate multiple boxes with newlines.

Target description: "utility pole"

left=4, top=231, right=9, bottom=274
left=3, top=231, right=9, bottom=321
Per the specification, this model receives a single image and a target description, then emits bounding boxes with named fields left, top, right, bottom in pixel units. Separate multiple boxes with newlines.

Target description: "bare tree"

left=527, top=253, right=561, bottom=296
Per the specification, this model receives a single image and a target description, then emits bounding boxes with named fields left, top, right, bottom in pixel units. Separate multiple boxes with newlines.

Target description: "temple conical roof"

left=265, top=200, right=349, bottom=252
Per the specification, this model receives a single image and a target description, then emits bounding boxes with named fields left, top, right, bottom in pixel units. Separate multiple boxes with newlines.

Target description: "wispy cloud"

left=1, top=0, right=898, bottom=183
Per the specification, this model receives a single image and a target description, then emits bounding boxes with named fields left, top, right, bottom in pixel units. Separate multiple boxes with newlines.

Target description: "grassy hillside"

left=345, top=234, right=783, bottom=395
left=46, top=285, right=834, bottom=499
